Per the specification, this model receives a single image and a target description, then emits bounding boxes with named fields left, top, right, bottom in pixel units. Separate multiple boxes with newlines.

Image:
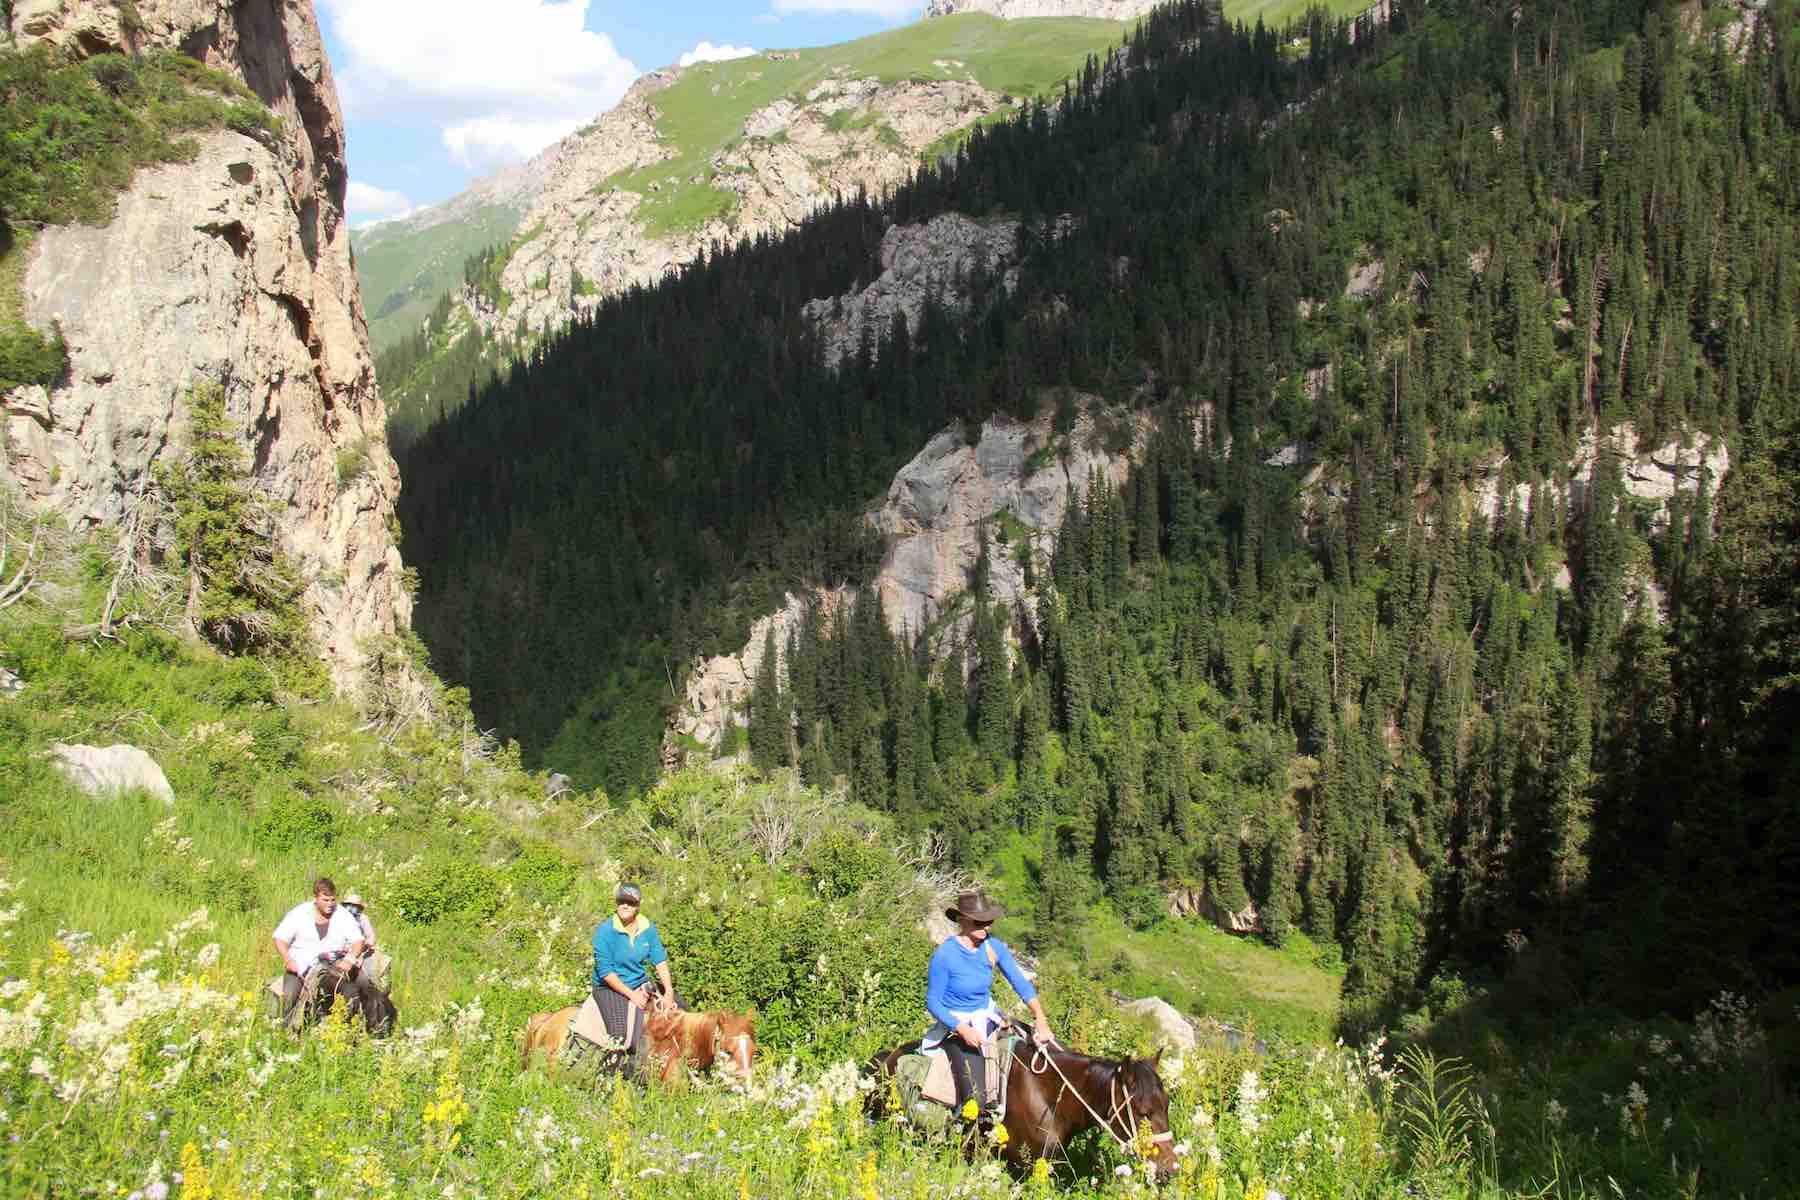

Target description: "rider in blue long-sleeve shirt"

left=924, top=889, right=1055, bottom=1127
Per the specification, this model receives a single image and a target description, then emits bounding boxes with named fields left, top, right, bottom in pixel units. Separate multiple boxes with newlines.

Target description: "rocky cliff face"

left=2, top=0, right=409, bottom=689
left=926, top=0, right=1158, bottom=19
left=803, top=213, right=1021, bottom=368
left=668, top=399, right=1143, bottom=761
left=463, top=66, right=1007, bottom=342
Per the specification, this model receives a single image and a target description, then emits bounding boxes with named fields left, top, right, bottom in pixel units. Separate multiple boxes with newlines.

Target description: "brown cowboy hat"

left=945, top=888, right=1004, bottom=924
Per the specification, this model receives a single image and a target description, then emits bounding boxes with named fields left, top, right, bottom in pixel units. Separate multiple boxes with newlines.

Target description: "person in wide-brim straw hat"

left=922, top=887, right=1055, bottom=1131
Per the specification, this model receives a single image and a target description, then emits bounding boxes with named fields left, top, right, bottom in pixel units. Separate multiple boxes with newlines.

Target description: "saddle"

left=894, top=1031, right=1022, bottom=1133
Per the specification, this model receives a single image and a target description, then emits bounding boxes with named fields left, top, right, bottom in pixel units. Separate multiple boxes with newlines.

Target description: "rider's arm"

left=925, top=944, right=959, bottom=1030
left=273, top=935, right=298, bottom=976
left=654, top=959, right=674, bottom=1001
left=601, top=971, right=635, bottom=998
left=991, top=939, right=1038, bottom=1004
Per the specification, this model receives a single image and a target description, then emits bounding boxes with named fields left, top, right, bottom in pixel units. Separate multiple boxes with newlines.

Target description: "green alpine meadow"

left=3, top=0, right=1799, bottom=1197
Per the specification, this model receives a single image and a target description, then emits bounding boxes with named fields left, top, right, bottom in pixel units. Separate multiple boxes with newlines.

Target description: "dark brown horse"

left=308, top=968, right=397, bottom=1037
left=869, top=1036, right=1178, bottom=1180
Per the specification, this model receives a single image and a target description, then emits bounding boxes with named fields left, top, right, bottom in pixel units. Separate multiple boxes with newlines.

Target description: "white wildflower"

left=195, top=944, right=220, bottom=970
left=1545, top=1098, right=1566, bottom=1128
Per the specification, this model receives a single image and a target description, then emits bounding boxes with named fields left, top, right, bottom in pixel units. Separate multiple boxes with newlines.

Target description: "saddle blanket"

left=917, top=1036, right=1013, bottom=1108
left=573, top=992, right=636, bottom=1048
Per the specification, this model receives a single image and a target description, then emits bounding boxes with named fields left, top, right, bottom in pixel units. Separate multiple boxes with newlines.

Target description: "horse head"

left=1115, top=1051, right=1178, bottom=1181
left=713, top=1009, right=756, bottom=1080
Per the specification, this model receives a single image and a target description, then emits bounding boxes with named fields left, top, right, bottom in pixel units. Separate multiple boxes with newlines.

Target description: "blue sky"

left=321, top=0, right=928, bottom=224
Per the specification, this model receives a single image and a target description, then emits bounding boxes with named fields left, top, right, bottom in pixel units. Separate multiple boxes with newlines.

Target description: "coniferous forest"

left=396, top=0, right=1800, bottom=1027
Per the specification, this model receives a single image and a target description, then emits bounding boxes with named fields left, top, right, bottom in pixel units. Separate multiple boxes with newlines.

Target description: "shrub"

left=385, top=857, right=504, bottom=926
left=502, top=840, right=578, bottom=903
left=252, top=794, right=337, bottom=852
left=0, top=316, right=65, bottom=390
left=806, top=830, right=887, bottom=900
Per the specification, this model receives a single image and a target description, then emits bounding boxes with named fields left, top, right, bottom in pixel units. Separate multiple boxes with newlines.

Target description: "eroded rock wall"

left=668, top=400, right=1144, bottom=762
left=2, top=0, right=409, bottom=688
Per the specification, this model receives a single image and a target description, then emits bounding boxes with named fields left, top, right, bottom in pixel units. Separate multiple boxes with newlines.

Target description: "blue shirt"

left=925, top=935, right=1037, bottom=1029
left=591, top=913, right=667, bottom=988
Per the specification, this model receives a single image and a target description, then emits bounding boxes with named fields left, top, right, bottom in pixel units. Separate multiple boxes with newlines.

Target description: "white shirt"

left=273, top=900, right=361, bottom=975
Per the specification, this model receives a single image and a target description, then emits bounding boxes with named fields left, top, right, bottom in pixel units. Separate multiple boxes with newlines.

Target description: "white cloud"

left=680, top=41, right=757, bottom=67
left=319, top=0, right=638, bottom=167
left=770, top=0, right=921, bottom=18
left=442, top=114, right=590, bottom=170
left=346, top=180, right=415, bottom=224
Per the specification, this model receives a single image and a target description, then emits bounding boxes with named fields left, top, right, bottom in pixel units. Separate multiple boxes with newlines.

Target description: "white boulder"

left=47, top=743, right=175, bottom=805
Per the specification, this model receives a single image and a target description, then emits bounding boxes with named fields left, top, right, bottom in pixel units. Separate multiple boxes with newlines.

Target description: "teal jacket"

left=591, top=913, right=667, bottom=989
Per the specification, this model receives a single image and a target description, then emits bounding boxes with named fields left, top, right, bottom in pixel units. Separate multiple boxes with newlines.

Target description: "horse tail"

left=521, top=1011, right=551, bottom=1071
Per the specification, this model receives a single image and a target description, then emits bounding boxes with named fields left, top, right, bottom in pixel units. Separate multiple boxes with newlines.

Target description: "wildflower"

left=1114, top=1164, right=1134, bottom=1178
left=195, top=944, right=220, bottom=970
left=637, top=1168, right=665, bottom=1179
left=1545, top=1098, right=1566, bottom=1128
left=962, top=1098, right=980, bottom=1122
left=988, top=1123, right=1010, bottom=1147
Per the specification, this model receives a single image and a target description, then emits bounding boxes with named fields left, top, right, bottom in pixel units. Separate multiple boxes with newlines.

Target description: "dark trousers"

left=943, top=1037, right=992, bottom=1121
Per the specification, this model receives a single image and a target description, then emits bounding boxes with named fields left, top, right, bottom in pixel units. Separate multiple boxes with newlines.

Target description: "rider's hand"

left=1032, top=1018, right=1054, bottom=1047
left=957, top=1022, right=982, bottom=1049
left=629, top=986, right=649, bottom=1010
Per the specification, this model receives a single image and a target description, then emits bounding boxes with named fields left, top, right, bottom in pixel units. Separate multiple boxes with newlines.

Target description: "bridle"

left=1027, top=1043, right=1173, bottom=1158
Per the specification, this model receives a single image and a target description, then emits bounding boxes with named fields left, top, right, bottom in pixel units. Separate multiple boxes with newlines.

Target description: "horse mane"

left=648, top=1009, right=722, bottom=1082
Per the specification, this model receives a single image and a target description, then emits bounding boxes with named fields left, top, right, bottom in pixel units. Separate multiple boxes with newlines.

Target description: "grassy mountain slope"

left=353, top=201, right=522, bottom=351
left=606, top=14, right=1129, bottom=237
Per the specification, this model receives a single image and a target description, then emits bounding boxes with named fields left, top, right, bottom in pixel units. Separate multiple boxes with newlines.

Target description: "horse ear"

left=1152, top=1047, right=1164, bottom=1068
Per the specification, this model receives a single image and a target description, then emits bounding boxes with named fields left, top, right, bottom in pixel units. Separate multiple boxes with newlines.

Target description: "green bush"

left=502, top=840, right=579, bottom=903
left=0, top=316, right=64, bottom=389
left=252, top=794, right=337, bottom=853
left=806, top=830, right=888, bottom=900
left=385, top=857, right=504, bottom=926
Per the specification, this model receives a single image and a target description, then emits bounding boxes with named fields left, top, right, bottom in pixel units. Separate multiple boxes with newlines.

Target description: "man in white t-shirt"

left=272, top=876, right=365, bottom=1022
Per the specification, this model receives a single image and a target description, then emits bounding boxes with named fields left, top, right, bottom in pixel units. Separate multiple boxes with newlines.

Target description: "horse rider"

left=341, top=892, right=392, bottom=993
left=924, top=888, right=1056, bottom=1130
left=272, top=876, right=365, bottom=1027
left=591, top=882, right=677, bottom=1074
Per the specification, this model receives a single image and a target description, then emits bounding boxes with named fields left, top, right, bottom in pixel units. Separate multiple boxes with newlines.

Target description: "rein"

left=1026, top=1044, right=1172, bottom=1157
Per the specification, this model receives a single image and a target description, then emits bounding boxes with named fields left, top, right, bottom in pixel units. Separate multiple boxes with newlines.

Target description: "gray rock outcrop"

left=804, top=214, right=1021, bottom=369
left=4, top=0, right=410, bottom=691
left=873, top=404, right=1145, bottom=638
left=1167, top=883, right=1265, bottom=935
left=668, top=401, right=1143, bottom=759
left=1471, top=423, right=1730, bottom=533
left=1119, top=996, right=1197, bottom=1053
left=47, top=743, right=176, bottom=805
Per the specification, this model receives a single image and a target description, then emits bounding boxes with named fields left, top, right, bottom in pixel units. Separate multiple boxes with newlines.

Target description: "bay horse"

left=868, top=1035, right=1178, bottom=1180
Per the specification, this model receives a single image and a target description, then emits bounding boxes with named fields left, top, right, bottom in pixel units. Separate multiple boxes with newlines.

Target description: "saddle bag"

left=893, top=1053, right=954, bottom=1134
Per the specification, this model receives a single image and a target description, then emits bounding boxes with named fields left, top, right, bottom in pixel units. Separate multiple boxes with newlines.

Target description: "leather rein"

left=1025, top=1040, right=1173, bottom=1157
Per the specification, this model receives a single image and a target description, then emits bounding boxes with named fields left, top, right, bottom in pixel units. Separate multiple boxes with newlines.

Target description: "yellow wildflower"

left=961, top=1098, right=980, bottom=1122
left=988, top=1123, right=1010, bottom=1147
left=179, top=1142, right=213, bottom=1200
left=856, top=1152, right=881, bottom=1200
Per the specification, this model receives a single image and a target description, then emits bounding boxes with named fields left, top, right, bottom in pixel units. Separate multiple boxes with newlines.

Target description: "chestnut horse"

left=521, top=1002, right=756, bottom=1085
left=868, top=1036, right=1178, bottom=1180
left=645, top=1007, right=757, bottom=1087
